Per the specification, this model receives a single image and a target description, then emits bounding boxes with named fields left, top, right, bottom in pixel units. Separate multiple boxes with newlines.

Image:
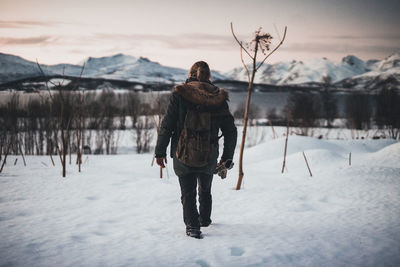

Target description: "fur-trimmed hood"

left=173, top=81, right=228, bottom=107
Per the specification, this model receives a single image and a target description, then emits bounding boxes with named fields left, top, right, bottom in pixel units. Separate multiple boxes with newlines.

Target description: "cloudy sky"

left=0, top=0, right=399, bottom=72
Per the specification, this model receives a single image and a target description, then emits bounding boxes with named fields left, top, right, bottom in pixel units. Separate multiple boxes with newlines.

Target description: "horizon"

left=1, top=0, right=399, bottom=72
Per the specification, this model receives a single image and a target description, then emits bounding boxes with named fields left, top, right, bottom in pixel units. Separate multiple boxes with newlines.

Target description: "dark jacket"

left=155, top=79, right=237, bottom=176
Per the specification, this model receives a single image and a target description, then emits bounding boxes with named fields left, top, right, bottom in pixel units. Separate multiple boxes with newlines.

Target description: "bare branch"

left=230, top=22, right=254, bottom=60
left=256, top=26, right=287, bottom=71
left=60, top=65, right=66, bottom=86
left=240, top=44, right=250, bottom=82
left=72, top=61, right=86, bottom=91
left=36, top=59, right=54, bottom=101
left=273, top=23, right=282, bottom=42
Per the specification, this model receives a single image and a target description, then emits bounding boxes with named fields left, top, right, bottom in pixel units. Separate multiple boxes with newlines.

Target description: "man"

left=155, top=61, right=237, bottom=239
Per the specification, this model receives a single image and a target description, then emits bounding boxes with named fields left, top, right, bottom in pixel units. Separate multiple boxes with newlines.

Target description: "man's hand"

left=156, top=157, right=167, bottom=168
left=214, top=159, right=234, bottom=179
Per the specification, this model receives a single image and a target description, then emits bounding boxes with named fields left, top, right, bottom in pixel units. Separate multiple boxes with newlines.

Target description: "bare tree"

left=36, top=60, right=85, bottom=177
left=285, top=92, right=321, bottom=136
left=0, top=93, right=19, bottom=173
left=98, top=89, right=118, bottom=154
left=320, top=76, right=337, bottom=128
left=150, top=91, right=169, bottom=178
left=127, top=91, right=141, bottom=128
left=231, top=23, right=287, bottom=190
left=233, top=102, right=261, bottom=126
left=136, top=103, right=154, bottom=154
left=73, top=81, right=86, bottom=171
left=375, top=87, right=400, bottom=139
left=345, top=93, right=372, bottom=132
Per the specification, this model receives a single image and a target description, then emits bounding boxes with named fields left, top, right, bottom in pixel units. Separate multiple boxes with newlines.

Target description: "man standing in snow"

left=155, top=61, right=237, bottom=239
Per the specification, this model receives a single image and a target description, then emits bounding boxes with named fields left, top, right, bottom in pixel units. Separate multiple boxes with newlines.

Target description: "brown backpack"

left=175, top=109, right=211, bottom=167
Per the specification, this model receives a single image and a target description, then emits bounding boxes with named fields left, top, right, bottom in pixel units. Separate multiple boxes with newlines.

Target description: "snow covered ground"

left=1, top=136, right=399, bottom=266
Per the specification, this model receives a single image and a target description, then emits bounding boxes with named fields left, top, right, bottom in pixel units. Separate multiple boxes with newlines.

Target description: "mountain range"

left=0, top=53, right=227, bottom=85
left=0, top=52, right=399, bottom=91
left=226, top=53, right=400, bottom=90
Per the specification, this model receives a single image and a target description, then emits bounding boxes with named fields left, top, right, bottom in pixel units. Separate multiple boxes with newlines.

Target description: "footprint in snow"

left=70, top=235, right=86, bottom=242
left=92, top=231, right=107, bottom=236
left=86, top=196, right=98, bottom=201
left=195, top=259, right=210, bottom=267
left=230, top=246, right=245, bottom=256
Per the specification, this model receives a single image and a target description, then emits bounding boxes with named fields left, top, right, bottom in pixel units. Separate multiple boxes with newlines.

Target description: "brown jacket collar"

left=173, top=81, right=228, bottom=107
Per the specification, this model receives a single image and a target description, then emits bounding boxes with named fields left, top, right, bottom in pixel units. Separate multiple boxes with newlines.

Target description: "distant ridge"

left=0, top=52, right=228, bottom=85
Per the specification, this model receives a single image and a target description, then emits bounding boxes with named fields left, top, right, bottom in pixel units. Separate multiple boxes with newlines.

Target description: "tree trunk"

left=236, top=45, right=258, bottom=190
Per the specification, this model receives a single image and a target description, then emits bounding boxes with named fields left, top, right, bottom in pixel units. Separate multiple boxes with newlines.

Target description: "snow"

left=375, top=53, right=400, bottom=71
left=1, top=135, right=399, bottom=266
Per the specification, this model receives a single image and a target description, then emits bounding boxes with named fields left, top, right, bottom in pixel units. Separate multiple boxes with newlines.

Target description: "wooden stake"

left=18, top=141, right=26, bottom=166
left=302, top=151, right=313, bottom=177
left=69, top=138, right=72, bottom=165
left=349, top=152, right=351, bottom=166
left=50, top=154, right=55, bottom=166
left=160, top=166, right=163, bottom=179
left=14, top=158, right=18, bottom=165
left=268, top=120, right=278, bottom=139
left=281, top=112, right=290, bottom=174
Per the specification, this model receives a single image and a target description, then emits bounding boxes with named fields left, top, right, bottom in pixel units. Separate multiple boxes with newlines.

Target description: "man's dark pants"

left=178, top=172, right=213, bottom=229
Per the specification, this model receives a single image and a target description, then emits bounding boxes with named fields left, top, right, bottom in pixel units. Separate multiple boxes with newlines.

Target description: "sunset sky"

left=0, top=0, right=399, bottom=72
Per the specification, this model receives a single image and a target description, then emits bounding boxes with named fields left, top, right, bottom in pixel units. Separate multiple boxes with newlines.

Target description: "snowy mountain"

left=225, top=53, right=400, bottom=90
left=374, top=53, right=400, bottom=71
left=334, top=67, right=400, bottom=90
left=334, top=53, right=400, bottom=90
left=1, top=52, right=399, bottom=90
left=0, top=53, right=41, bottom=83
left=0, top=53, right=228, bottom=85
left=225, top=55, right=369, bottom=85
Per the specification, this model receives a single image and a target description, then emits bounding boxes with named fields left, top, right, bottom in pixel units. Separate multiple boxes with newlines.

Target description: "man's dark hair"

left=189, top=61, right=211, bottom=82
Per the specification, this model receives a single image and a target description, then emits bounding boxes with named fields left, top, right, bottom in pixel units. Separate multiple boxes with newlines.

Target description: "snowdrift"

left=0, top=136, right=399, bottom=267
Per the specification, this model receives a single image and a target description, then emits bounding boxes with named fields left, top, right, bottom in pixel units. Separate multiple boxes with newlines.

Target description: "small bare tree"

left=231, top=22, right=287, bottom=190
left=285, top=92, right=321, bottom=136
left=233, top=102, right=261, bottom=126
left=136, top=103, right=154, bottom=154
left=0, top=93, right=19, bottom=173
left=320, top=75, right=337, bottom=128
left=150, top=91, right=169, bottom=178
left=127, top=91, right=141, bottom=128
left=36, top=60, right=85, bottom=177
left=73, top=76, right=87, bottom=171
left=375, top=87, right=400, bottom=139
left=345, top=93, right=372, bottom=135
